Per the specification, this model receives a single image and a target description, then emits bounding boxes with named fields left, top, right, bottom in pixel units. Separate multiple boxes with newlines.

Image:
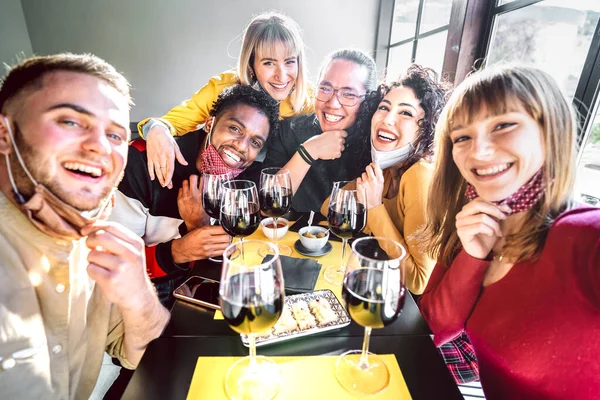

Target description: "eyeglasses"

left=316, top=85, right=365, bottom=107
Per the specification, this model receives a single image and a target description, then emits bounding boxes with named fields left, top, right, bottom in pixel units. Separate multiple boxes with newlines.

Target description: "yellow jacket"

left=368, top=159, right=435, bottom=294
left=137, top=70, right=314, bottom=137
left=321, top=159, right=435, bottom=295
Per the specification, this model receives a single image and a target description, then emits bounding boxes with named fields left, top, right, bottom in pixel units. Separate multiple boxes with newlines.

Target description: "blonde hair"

left=424, top=64, right=578, bottom=266
left=237, top=11, right=309, bottom=114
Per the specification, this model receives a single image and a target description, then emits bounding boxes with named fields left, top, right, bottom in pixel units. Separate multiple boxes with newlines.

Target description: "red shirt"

left=421, top=207, right=600, bottom=399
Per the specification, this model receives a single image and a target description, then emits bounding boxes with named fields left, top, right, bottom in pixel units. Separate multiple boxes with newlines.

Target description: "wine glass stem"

left=273, top=217, right=279, bottom=247
left=248, top=333, right=257, bottom=371
left=359, top=326, right=373, bottom=369
left=240, top=237, right=245, bottom=262
left=338, top=239, right=348, bottom=273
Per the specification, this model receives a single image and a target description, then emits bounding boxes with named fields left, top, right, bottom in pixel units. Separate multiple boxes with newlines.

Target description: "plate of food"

left=241, top=289, right=351, bottom=347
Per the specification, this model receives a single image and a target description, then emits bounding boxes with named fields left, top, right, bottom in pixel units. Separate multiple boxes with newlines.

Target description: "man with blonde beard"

left=0, top=54, right=169, bottom=399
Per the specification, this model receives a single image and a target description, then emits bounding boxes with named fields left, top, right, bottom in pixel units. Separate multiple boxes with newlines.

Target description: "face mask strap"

left=3, top=116, right=37, bottom=204
left=206, top=116, right=216, bottom=148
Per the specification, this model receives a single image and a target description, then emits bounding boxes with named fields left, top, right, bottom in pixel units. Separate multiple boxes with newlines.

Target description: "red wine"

left=260, top=188, right=292, bottom=218
left=202, top=193, right=222, bottom=220
left=342, top=268, right=405, bottom=329
left=221, top=202, right=260, bottom=237
left=220, top=273, right=284, bottom=335
left=328, top=203, right=366, bottom=239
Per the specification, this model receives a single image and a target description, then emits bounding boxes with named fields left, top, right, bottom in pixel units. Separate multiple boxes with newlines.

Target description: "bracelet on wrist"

left=298, top=144, right=316, bottom=165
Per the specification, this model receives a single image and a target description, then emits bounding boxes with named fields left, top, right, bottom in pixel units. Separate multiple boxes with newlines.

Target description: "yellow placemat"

left=214, top=225, right=345, bottom=321
left=186, top=354, right=412, bottom=399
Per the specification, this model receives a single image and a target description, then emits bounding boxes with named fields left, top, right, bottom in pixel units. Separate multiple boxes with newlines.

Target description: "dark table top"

left=162, top=259, right=431, bottom=338
left=122, top=335, right=463, bottom=400
left=123, top=214, right=458, bottom=399
left=163, top=290, right=431, bottom=338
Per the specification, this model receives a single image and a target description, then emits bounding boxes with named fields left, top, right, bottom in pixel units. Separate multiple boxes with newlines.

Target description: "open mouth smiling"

left=221, top=148, right=245, bottom=166
left=324, top=113, right=343, bottom=123
left=472, top=162, right=513, bottom=177
left=269, top=82, right=290, bottom=91
left=376, top=129, right=398, bottom=142
left=63, top=162, right=104, bottom=179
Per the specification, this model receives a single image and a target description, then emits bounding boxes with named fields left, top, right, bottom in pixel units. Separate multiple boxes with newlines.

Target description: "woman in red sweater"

left=420, top=64, right=600, bottom=399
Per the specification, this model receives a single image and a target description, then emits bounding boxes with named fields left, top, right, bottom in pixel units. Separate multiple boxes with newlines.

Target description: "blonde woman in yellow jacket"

left=328, top=65, right=449, bottom=294
left=139, top=11, right=313, bottom=188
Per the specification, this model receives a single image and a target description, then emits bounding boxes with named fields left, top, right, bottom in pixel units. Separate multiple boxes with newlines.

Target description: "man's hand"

left=178, top=174, right=209, bottom=231
left=357, top=163, right=385, bottom=210
left=83, top=221, right=156, bottom=312
left=171, top=225, right=232, bottom=264
left=146, top=125, right=188, bottom=189
left=302, top=130, right=348, bottom=160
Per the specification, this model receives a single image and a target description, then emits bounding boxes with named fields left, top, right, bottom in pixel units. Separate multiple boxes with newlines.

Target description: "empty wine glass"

left=259, top=167, right=293, bottom=256
left=336, top=236, right=406, bottom=395
left=219, top=240, right=285, bottom=400
left=324, top=181, right=367, bottom=285
left=220, top=180, right=261, bottom=258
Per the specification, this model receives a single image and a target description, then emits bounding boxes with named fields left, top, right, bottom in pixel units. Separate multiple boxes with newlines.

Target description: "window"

left=383, top=0, right=453, bottom=81
left=576, top=96, right=600, bottom=206
left=483, top=0, right=600, bottom=205
left=485, top=0, right=600, bottom=99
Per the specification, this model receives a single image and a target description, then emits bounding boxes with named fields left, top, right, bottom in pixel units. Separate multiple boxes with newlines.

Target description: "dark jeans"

left=153, top=273, right=188, bottom=309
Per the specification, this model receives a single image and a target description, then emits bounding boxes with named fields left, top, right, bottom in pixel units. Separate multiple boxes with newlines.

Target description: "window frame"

left=375, top=0, right=452, bottom=80
left=477, top=0, right=600, bottom=146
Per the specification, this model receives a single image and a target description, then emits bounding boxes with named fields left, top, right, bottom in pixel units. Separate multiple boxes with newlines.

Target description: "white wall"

left=0, top=0, right=33, bottom=68
left=20, top=0, right=381, bottom=122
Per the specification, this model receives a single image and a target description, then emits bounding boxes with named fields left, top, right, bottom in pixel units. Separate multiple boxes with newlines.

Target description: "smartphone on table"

left=173, top=276, right=221, bottom=310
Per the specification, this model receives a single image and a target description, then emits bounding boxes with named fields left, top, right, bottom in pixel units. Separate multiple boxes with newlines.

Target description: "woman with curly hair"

left=355, top=64, right=450, bottom=294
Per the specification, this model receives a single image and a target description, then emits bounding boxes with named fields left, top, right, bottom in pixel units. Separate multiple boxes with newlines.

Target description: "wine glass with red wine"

left=259, top=167, right=293, bottom=256
left=220, top=180, right=261, bottom=257
left=202, top=172, right=232, bottom=262
left=202, top=171, right=232, bottom=223
left=324, top=180, right=367, bottom=285
left=219, top=240, right=285, bottom=400
left=336, top=236, right=406, bottom=395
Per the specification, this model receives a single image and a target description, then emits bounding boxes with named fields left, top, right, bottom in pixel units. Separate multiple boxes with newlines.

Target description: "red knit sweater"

left=421, top=207, right=600, bottom=399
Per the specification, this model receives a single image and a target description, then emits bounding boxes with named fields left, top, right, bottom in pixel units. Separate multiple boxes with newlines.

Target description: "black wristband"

left=298, top=144, right=316, bottom=164
left=297, top=145, right=313, bottom=165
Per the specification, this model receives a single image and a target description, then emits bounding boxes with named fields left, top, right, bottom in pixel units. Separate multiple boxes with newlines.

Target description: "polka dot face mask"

left=465, top=168, right=544, bottom=216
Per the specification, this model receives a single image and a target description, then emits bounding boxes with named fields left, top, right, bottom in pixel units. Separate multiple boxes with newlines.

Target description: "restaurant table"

left=122, top=335, right=463, bottom=400
left=122, top=215, right=460, bottom=399
left=162, top=220, right=432, bottom=338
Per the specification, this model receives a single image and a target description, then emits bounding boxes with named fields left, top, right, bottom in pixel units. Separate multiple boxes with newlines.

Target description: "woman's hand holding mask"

left=455, top=198, right=511, bottom=260
left=357, top=163, right=385, bottom=210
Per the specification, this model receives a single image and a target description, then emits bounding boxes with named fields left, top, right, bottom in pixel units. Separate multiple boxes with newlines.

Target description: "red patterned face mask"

left=199, top=144, right=244, bottom=178
left=465, top=168, right=545, bottom=216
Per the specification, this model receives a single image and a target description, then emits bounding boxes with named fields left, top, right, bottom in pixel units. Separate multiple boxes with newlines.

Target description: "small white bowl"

left=298, top=226, right=329, bottom=251
left=260, top=218, right=289, bottom=241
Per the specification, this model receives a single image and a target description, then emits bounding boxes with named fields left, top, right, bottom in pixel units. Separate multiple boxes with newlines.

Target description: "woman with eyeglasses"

left=420, top=65, right=600, bottom=399
left=262, top=48, right=376, bottom=212
left=138, top=11, right=313, bottom=188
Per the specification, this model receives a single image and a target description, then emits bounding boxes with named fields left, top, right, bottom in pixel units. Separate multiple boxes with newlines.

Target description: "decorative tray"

left=241, top=289, right=350, bottom=347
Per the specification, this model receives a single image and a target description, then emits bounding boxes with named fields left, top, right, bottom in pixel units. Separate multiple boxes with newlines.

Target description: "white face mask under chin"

left=370, top=139, right=414, bottom=170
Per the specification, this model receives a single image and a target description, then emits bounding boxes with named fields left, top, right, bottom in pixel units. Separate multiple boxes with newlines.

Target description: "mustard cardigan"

left=137, top=70, right=314, bottom=137
left=320, top=158, right=435, bottom=295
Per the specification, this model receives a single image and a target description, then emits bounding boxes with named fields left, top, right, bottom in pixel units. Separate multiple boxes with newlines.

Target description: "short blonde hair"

left=424, top=64, right=578, bottom=266
left=237, top=11, right=309, bottom=114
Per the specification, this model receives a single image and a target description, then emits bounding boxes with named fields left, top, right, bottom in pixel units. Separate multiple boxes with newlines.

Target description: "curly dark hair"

left=381, top=65, right=451, bottom=164
left=209, top=84, right=280, bottom=137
